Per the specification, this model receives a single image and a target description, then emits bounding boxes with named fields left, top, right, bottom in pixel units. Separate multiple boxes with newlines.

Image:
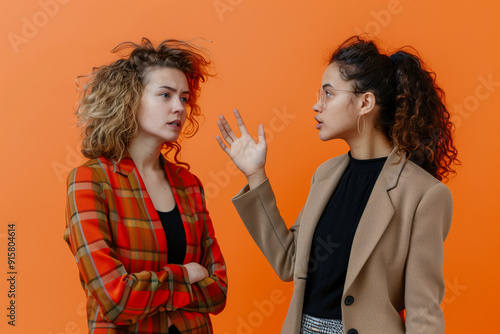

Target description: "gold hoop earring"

left=357, top=114, right=366, bottom=135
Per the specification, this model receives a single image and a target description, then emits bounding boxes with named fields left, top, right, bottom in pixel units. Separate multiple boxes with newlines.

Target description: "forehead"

left=321, top=63, right=351, bottom=88
left=143, top=67, right=189, bottom=89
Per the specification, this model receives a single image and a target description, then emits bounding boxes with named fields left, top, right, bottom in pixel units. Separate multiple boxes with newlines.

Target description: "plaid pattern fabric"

left=64, top=152, right=227, bottom=333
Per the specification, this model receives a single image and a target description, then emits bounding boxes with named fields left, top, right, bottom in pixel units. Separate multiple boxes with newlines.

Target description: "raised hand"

left=216, top=109, right=268, bottom=188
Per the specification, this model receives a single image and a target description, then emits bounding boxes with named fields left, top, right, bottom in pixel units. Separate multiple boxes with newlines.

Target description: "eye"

left=160, top=93, right=170, bottom=98
left=180, top=96, right=189, bottom=103
left=325, top=90, right=333, bottom=98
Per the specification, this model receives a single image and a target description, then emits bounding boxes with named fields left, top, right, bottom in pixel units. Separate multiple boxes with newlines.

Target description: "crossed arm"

left=64, top=167, right=227, bottom=326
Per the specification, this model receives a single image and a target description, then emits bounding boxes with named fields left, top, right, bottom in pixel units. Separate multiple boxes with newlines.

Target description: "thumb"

left=258, top=124, right=267, bottom=146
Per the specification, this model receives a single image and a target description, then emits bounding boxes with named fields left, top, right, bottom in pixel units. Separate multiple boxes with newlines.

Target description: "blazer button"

left=345, top=296, right=355, bottom=306
left=347, top=330, right=358, bottom=334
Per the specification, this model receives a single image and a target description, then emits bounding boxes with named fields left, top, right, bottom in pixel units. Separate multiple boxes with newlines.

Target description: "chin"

left=162, top=133, right=182, bottom=143
left=318, top=131, right=335, bottom=142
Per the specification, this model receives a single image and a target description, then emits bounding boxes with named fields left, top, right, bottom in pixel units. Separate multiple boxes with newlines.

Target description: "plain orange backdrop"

left=1, top=1, right=499, bottom=333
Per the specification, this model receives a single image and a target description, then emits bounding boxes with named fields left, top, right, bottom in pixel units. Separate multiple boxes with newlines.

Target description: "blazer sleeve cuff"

left=232, top=178, right=269, bottom=201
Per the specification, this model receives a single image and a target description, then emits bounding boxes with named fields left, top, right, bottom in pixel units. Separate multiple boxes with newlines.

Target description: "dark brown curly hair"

left=76, top=38, right=212, bottom=168
left=330, top=36, right=459, bottom=181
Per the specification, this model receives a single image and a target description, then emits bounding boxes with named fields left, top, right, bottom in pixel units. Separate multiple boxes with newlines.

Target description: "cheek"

left=137, top=110, right=151, bottom=124
left=324, top=103, right=357, bottom=128
left=136, top=106, right=158, bottom=130
left=136, top=114, right=149, bottom=131
left=135, top=108, right=145, bottom=124
left=325, top=101, right=346, bottom=120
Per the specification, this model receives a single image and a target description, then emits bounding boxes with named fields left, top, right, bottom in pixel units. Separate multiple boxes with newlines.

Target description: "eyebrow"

left=322, top=83, right=334, bottom=90
left=159, top=85, right=190, bottom=95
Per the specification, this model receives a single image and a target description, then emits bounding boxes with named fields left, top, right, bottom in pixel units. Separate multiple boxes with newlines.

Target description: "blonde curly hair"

left=76, top=38, right=211, bottom=167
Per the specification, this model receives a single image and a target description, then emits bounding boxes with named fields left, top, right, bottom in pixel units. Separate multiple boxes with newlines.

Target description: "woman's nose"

left=312, top=101, right=323, bottom=113
left=172, top=98, right=186, bottom=114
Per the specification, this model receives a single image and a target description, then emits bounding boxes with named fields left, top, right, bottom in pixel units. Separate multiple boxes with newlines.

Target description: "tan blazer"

left=232, top=148, right=453, bottom=334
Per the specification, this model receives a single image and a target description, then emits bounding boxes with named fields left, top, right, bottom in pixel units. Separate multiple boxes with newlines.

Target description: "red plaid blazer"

left=64, top=152, right=227, bottom=333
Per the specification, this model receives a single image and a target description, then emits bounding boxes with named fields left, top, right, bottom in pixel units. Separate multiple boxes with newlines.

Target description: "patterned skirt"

left=300, top=314, right=344, bottom=334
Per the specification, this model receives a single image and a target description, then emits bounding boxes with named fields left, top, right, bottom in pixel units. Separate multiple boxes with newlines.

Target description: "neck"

left=346, top=128, right=393, bottom=160
left=127, top=137, right=164, bottom=173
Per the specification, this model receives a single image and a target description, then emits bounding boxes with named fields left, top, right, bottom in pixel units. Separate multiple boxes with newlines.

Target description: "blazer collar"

left=344, top=146, right=406, bottom=292
left=109, top=150, right=184, bottom=218
left=108, top=150, right=192, bottom=264
left=294, top=153, right=350, bottom=277
left=110, top=150, right=181, bottom=182
left=373, top=146, right=405, bottom=192
left=110, top=150, right=136, bottom=176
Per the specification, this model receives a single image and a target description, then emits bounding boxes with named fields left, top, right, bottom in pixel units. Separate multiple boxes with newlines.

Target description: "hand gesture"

left=216, top=109, right=267, bottom=188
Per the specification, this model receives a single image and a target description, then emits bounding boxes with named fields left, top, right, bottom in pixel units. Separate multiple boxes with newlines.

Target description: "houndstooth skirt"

left=300, top=314, right=344, bottom=334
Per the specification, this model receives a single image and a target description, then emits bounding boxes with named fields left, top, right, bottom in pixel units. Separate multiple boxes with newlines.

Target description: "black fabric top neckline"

left=347, top=151, right=388, bottom=172
left=157, top=204, right=179, bottom=215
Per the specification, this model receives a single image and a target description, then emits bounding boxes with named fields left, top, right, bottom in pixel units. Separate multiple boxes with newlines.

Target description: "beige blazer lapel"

left=294, top=154, right=350, bottom=278
left=344, top=147, right=406, bottom=292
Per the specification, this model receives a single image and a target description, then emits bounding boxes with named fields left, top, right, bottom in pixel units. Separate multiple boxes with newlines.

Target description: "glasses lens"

left=317, top=89, right=324, bottom=107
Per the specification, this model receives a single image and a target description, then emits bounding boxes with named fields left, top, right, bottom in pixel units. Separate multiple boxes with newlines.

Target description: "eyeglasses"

left=316, top=87, right=365, bottom=108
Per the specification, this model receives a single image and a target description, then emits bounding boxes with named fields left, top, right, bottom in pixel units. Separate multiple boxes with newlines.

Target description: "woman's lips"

left=315, top=117, right=322, bottom=130
left=167, top=121, right=182, bottom=130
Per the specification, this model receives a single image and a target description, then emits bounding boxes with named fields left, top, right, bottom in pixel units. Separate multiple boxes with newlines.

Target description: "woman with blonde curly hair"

left=64, top=38, right=227, bottom=334
left=217, top=36, right=459, bottom=333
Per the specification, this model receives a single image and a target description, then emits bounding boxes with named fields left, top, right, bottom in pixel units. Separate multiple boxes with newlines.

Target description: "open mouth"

left=315, top=117, right=322, bottom=129
left=168, top=121, right=181, bottom=127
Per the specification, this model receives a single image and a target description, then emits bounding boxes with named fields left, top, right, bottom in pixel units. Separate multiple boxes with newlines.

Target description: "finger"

left=218, top=115, right=238, bottom=142
left=233, top=109, right=249, bottom=136
left=257, top=124, right=267, bottom=147
left=217, top=118, right=236, bottom=145
left=215, top=135, right=231, bottom=156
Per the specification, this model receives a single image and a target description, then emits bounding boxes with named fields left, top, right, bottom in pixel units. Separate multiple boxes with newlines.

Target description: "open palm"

left=216, top=109, right=267, bottom=179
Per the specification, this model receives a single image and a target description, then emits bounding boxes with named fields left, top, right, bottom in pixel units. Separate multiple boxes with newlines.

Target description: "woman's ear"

left=359, top=91, right=377, bottom=117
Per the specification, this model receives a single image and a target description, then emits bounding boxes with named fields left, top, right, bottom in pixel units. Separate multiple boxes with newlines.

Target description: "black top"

left=156, top=204, right=187, bottom=264
left=302, top=152, right=387, bottom=319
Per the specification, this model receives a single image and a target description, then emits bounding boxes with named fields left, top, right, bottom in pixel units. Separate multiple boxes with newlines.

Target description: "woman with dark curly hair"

left=216, top=36, right=458, bottom=334
left=64, top=38, right=227, bottom=334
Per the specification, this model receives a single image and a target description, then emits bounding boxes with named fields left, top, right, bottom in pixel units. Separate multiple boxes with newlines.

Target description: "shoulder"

left=67, top=156, right=113, bottom=184
left=402, top=160, right=450, bottom=193
left=400, top=161, right=453, bottom=238
left=396, top=159, right=453, bottom=206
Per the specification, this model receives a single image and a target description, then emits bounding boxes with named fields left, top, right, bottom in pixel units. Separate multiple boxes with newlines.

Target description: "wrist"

left=246, top=169, right=267, bottom=189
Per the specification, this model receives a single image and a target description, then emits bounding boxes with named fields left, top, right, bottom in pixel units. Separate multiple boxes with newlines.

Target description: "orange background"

left=1, top=1, right=499, bottom=333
